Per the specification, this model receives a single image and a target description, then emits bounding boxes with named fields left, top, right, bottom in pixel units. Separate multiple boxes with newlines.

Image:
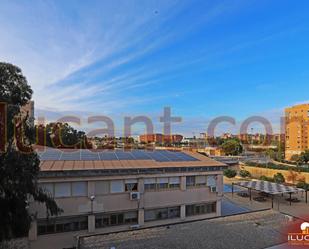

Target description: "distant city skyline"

left=1, top=1, right=309, bottom=135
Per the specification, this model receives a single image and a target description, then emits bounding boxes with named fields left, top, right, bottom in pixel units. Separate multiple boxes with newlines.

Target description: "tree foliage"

left=296, top=181, right=309, bottom=190
left=223, top=168, right=237, bottom=178
left=239, top=170, right=251, bottom=178
left=220, top=139, right=243, bottom=156
left=36, top=122, right=91, bottom=148
left=259, top=175, right=274, bottom=182
left=0, top=62, right=61, bottom=241
left=273, top=172, right=285, bottom=184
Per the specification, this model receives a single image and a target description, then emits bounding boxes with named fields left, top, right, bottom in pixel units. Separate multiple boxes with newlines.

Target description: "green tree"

left=239, top=170, right=251, bottom=178
left=260, top=175, right=274, bottom=182
left=290, top=154, right=301, bottom=162
left=36, top=122, right=91, bottom=148
left=273, top=172, right=285, bottom=184
left=299, top=150, right=309, bottom=164
left=223, top=168, right=237, bottom=178
left=296, top=181, right=309, bottom=191
left=0, top=62, right=61, bottom=241
left=220, top=139, right=243, bottom=156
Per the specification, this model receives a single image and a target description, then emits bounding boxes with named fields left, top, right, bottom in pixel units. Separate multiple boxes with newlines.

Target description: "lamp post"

left=90, top=195, right=95, bottom=214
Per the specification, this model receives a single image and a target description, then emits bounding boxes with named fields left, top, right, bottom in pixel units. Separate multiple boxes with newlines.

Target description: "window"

left=124, top=211, right=138, bottom=223
left=40, top=182, right=88, bottom=198
left=144, top=178, right=156, bottom=191
left=125, top=179, right=138, bottom=192
left=207, top=176, right=217, bottom=187
left=95, top=181, right=109, bottom=195
left=195, top=176, right=206, bottom=186
left=144, top=206, right=180, bottom=222
left=40, top=183, right=54, bottom=196
left=72, top=182, right=87, bottom=197
left=54, top=183, right=71, bottom=197
left=95, top=211, right=138, bottom=228
left=168, top=177, right=180, bottom=189
left=111, top=214, right=124, bottom=225
left=37, top=216, right=88, bottom=235
left=186, top=176, right=195, bottom=187
left=110, top=180, right=124, bottom=193
left=144, top=177, right=180, bottom=191
left=157, top=178, right=169, bottom=189
left=185, top=202, right=216, bottom=217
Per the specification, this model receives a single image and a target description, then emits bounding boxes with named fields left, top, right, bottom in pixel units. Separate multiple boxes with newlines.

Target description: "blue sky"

left=1, top=0, right=309, bottom=135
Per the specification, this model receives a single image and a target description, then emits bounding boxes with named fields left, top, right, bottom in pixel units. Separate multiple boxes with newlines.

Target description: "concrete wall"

left=29, top=171, right=223, bottom=249
left=241, top=165, right=309, bottom=184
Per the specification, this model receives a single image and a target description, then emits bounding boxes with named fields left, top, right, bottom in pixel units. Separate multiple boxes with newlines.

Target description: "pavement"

left=79, top=210, right=288, bottom=249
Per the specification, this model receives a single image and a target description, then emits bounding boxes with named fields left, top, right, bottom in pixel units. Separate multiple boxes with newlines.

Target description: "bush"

left=296, top=181, right=309, bottom=190
left=245, top=161, right=309, bottom=173
left=290, top=154, right=300, bottom=162
left=259, top=175, right=274, bottom=182
left=273, top=172, right=285, bottom=184
left=239, top=170, right=251, bottom=178
left=223, top=169, right=237, bottom=178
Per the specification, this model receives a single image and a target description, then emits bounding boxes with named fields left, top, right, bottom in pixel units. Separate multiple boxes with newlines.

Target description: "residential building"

left=139, top=133, right=183, bottom=144
left=198, top=147, right=224, bottom=156
left=285, top=103, right=309, bottom=160
left=28, top=149, right=226, bottom=249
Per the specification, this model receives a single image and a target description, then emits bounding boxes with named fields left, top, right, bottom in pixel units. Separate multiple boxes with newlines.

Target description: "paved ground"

left=265, top=243, right=308, bottom=249
left=80, top=210, right=289, bottom=249
left=224, top=189, right=309, bottom=220
left=221, top=198, right=249, bottom=216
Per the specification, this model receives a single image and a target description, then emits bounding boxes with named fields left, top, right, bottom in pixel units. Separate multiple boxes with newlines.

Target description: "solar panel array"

left=38, top=149, right=199, bottom=162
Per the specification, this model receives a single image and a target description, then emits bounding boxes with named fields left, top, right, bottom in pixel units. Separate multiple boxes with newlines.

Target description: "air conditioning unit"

left=210, top=186, right=217, bottom=193
left=130, top=192, right=140, bottom=200
left=130, top=224, right=140, bottom=229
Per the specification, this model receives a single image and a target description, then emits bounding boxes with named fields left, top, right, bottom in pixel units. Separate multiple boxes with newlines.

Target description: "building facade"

left=285, top=104, right=309, bottom=160
left=139, top=133, right=183, bottom=144
left=29, top=149, right=226, bottom=249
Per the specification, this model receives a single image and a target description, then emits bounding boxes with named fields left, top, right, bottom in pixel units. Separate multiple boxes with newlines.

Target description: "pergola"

left=232, top=180, right=307, bottom=208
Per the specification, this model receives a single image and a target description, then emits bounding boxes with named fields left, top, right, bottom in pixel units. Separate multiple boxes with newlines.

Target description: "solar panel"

left=98, top=151, right=118, bottom=160
left=60, top=151, right=80, bottom=160
left=115, top=151, right=135, bottom=160
left=38, top=149, right=62, bottom=160
left=144, top=151, right=171, bottom=162
left=81, top=150, right=99, bottom=160
left=39, top=149, right=200, bottom=162
left=130, top=150, right=152, bottom=160
left=157, top=150, right=183, bottom=161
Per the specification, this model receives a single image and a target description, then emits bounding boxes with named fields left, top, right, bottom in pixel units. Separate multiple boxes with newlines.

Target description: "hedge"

left=244, top=161, right=309, bottom=173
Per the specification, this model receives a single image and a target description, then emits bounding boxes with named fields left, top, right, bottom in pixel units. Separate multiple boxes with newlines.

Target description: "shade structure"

left=234, top=180, right=305, bottom=195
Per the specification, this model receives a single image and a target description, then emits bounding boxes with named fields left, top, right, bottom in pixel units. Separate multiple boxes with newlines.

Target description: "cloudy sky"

left=1, top=0, right=309, bottom=136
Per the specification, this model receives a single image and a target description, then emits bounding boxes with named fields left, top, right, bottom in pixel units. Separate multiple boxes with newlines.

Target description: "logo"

left=288, top=222, right=309, bottom=246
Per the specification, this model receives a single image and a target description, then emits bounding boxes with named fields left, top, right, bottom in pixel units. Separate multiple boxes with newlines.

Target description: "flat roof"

left=38, top=148, right=226, bottom=173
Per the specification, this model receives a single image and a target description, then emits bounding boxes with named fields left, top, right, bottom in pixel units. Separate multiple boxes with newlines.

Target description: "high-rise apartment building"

left=285, top=104, right=309, bottom=160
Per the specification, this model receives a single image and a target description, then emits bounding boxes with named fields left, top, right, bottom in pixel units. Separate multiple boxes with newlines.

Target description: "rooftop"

left=38, top=148, right=226, bottom=174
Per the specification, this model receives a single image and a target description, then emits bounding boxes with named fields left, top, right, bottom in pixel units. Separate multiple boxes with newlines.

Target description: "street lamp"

left=90, top=195, right=95, bottom=214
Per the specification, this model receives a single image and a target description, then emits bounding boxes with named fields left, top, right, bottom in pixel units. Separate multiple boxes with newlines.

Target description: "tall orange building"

left=285, top=104, right=309, bottom=160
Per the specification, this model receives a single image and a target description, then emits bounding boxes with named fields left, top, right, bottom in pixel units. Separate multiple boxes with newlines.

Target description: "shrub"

left=259, top=175, right=274, bottom=182
left=273, top=172, right=285, bottom=184
left=239, top=170, right=251, bottom=178
left=223, top=169, right=237, bottom=178
left=245, top=161, right=309, bottom=173
left=296, top=181, right=309, bottom=190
